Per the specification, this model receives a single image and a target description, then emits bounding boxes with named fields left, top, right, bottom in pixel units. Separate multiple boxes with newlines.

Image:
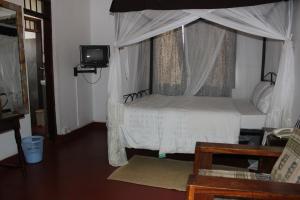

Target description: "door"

left=23, top=0, right=57, bottom=139
left=24, top=16, right=46, bottom=136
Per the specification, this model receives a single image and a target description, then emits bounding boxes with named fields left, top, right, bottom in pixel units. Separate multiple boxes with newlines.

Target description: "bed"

left=233, top=99, right=266, bottom=130
left=120, top=95, right=266, bottom=155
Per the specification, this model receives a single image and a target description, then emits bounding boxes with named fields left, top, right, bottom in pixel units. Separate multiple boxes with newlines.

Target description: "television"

left=80, top=45, right=110, bottom=68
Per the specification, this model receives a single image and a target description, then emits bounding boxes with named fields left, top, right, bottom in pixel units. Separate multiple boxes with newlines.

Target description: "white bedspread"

left=121, top=95, right=241, bottom=154
left=233, top=99, right=266, bottom=129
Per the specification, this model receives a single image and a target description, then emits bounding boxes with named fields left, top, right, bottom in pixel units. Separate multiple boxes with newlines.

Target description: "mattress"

left=121, top=95, right=241, bottom=154
left=233, top=99, right=266, bottom=129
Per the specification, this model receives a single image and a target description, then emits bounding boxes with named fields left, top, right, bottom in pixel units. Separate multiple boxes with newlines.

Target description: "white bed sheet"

left=233, top=99, right=266, bottom=129
left=121, top=95, right=172, bottom=151
left=121, top=95, right=241, bottom=154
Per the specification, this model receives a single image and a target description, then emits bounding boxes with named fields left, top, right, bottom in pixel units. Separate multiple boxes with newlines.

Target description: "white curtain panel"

left=121, top=40, right=150, bottom=95
left=266, top=40, right=295, bottom=127
left=187, top=2, right=290, bottom=40
left=135, top=40, right=151, bottom=92
left=114, top=10, right=208, bottom=47
left=188, top=1, right=294, bottom=128
left=107, top=1, right=295, bottom=166
left=184, top=21, right=226, bottom=96
left=265, top=39, right=283, bottom=74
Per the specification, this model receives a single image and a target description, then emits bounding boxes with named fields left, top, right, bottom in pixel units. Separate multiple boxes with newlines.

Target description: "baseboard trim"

left=0, top=122, right=106, bottom=164
left=55, top=122, right=106, bottom=145
left=90, top=122, right=107, bottom=129
left=0, top=155, right=19, bottom=166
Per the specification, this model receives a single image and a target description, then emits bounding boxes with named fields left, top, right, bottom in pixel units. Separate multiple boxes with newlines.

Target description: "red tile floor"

left=0, top=124, right=185, bottom=200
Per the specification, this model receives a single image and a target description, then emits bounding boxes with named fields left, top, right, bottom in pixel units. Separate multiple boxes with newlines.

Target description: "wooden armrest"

left=193, top=142, right=283, bottom=174
left=196, top=142, right=283, bottom=157
left=187, top=175, right=300, bottom=200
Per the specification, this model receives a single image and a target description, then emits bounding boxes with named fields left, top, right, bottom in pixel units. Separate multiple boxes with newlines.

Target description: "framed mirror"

left=0, top=0, right=28, bottom=114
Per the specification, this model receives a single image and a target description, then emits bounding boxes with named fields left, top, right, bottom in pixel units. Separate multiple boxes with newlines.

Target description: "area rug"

left=107, top=155, right=248, bottom=191
left=108, top=155, right=193, bottom=191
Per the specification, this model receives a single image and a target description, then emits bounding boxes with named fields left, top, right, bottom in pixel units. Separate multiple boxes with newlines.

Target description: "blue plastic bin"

left=21, top=136, right=44, bottom=164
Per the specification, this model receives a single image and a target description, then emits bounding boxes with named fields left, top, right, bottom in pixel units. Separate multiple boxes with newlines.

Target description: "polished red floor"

left=0, top=124, right=185, bottom=200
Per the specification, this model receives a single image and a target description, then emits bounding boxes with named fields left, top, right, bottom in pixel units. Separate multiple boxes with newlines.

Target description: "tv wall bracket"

left=74, top=66, right=97, bottom=77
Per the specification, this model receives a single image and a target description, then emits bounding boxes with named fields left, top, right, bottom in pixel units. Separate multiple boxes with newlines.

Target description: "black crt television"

left=80, top=45, right=110, bottom=68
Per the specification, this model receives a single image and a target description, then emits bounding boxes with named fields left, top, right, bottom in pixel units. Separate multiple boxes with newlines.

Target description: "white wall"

left=233, top=33, right=263, bottom=100
left=90, top=0, right=114, bottom=122
left=292, top=0, right=300, bottom=124
left=51, top=0, right=94, bottom=134
left=0, top=0, right=32, bottom=160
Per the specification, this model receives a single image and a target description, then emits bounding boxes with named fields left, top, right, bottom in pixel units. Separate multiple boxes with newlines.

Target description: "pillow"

left=251, top=82, right=271, bottom=106
left=256, top=86, right=274, bottom=114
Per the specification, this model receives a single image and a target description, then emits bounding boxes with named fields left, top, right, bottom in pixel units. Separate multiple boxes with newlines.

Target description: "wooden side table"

left=0, top=112, right=26, bottom=172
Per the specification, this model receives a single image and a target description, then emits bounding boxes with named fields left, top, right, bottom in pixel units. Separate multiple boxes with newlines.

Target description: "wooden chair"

left=295, top=116, right=300, bottom=128
left=187, top=129, right=300, bottom=200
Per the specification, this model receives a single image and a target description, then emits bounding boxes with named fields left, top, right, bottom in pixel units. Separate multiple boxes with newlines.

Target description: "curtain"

left=184, top=20, right=225, bottom=96
left=196, top=26, right=236, bottom=97
left=153, top=29, right=185, bottom=96
left=192, top=1, right=294, bottom=127
left=264, top=39, right=283, bottom=75
left=152, top=21, right=236, bottom=97
left=135, top=40, right=151, bottom=92
left=108, top=1, right=295, bottom=166
left=120, top=40, right=150, bottom=96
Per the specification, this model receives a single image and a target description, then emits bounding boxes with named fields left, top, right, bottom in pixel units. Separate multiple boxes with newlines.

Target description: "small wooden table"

left=0, top=112, right=25, bottom=172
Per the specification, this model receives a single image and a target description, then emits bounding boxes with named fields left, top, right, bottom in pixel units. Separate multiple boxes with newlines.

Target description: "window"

left=153, top=28, right=185, bottom=95
left=196, top=27, right=236, bottom=97
left=24, top=0, right=43, bottom=14
left=152, top=20, right=236, bottom=97
left=24, top=17, right=37, bottom=32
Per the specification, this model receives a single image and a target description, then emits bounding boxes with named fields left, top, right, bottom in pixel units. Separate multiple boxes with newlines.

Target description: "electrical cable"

left=82, top=68, right=102, bottom=84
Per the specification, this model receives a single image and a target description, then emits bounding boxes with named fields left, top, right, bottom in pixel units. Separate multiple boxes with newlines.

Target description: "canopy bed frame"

left=107, top=0, right=295, bottom=166
left=110, top=0, right=284, bottom=12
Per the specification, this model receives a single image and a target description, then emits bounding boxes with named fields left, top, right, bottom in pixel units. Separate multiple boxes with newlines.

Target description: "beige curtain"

left=153, top=28, right=185, bottom=96
left=152, top=22, right=236, bottom=97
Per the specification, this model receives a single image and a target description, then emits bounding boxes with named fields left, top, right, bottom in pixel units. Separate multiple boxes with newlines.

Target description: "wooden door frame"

left=24, top=16, right=44, bottom=110
left=24, top=0, right=57, bottom=139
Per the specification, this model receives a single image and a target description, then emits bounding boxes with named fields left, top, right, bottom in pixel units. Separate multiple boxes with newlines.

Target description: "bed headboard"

left=123, top=89, right=150, bottom=103
left=263, top=72, right=277, bottom=85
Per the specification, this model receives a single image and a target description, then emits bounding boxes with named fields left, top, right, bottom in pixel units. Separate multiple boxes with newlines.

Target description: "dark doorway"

left=24, top=16, right=46, bottom=136
left=24, top=0, right=57, bottom=139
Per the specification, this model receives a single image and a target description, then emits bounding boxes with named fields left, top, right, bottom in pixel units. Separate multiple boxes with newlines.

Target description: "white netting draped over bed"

left=107, top=1, right=295, bottom=166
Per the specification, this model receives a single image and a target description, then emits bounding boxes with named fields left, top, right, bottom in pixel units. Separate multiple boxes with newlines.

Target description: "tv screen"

left=80, top=45, right=109, bottom=68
